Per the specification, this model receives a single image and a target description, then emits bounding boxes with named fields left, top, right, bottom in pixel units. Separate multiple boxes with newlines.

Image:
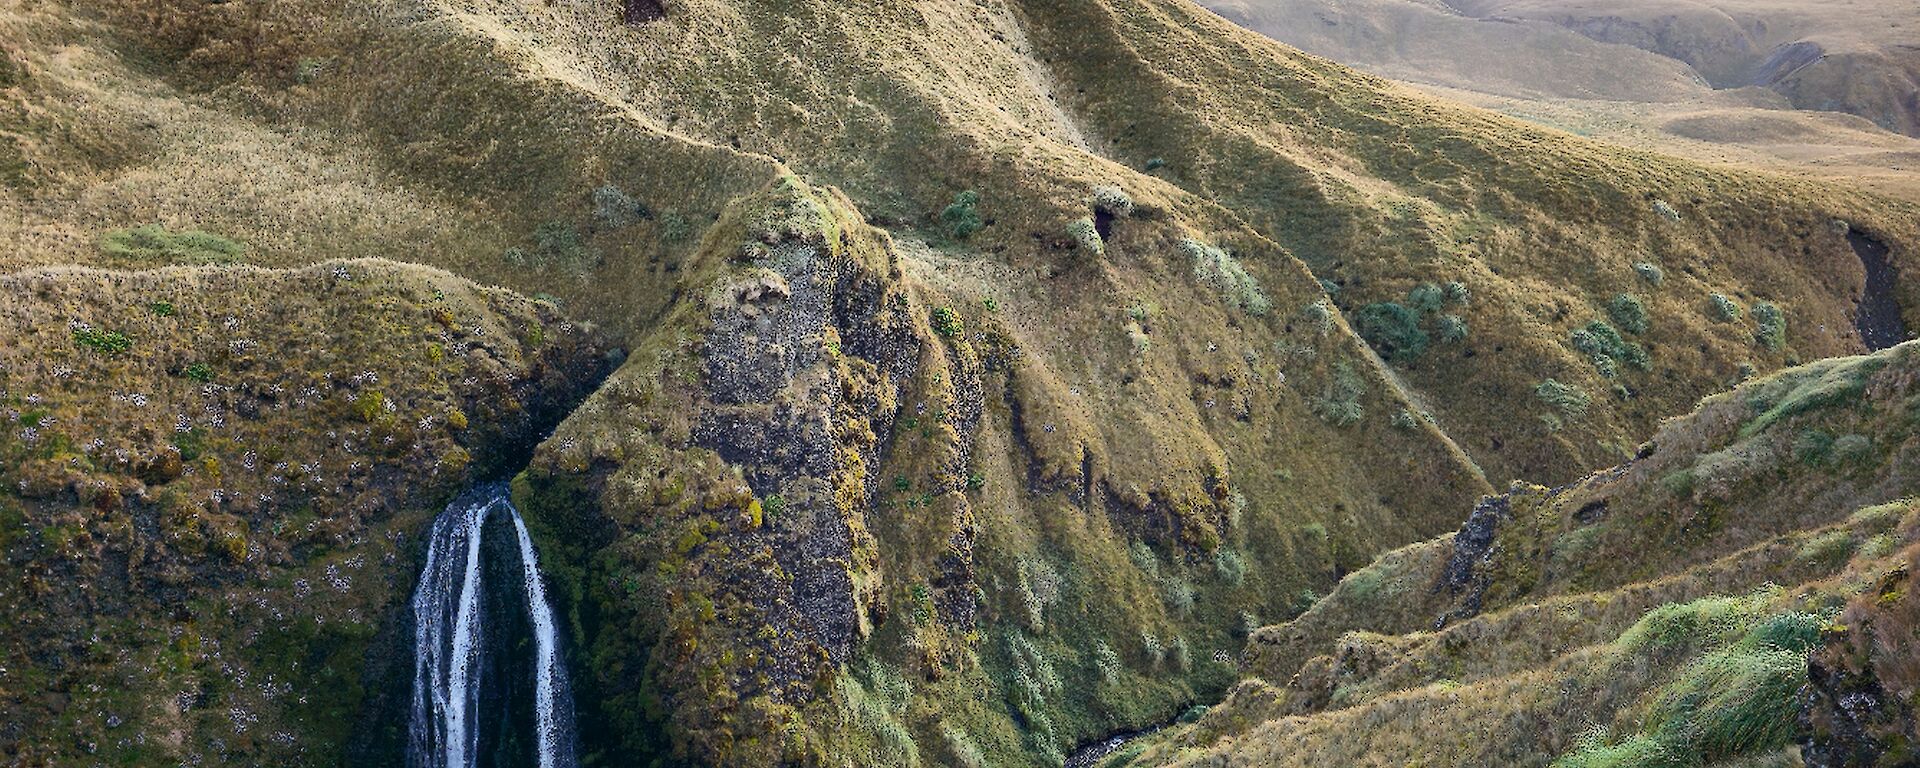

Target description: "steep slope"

left=1120, top=340, right=1920, bottom=766
left=0, top=261, right=609, bottom=765
left=0, top=0, right=1916, bottom=766
left=44, top=0, right=1919, bottom=487
left=517, top=176, right=1490, bottom=765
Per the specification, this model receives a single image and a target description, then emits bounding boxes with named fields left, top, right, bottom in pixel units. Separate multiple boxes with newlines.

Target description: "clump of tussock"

left=1089, top=184, right=1134, bottom=217
left=1067, top=217, right=1104, bottom=258
left=1311, top=362, right=1367, bottom=427
left=1184, top=238, right=1269, bottom=315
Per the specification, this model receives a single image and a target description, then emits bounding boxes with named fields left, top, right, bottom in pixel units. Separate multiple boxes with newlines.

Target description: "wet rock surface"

left=1849, top=230, right=1908, bottom=351
left=1800, top=555, right=1920, bottom=767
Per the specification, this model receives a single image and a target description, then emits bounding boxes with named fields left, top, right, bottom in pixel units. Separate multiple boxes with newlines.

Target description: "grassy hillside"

left=0, top=0, right=1915, bottom=766
left=1119, top=341, right=1920, bottom=765
left=17, top=0, right=1903, bottom=487
left=0, top=261, right=608, bottom=765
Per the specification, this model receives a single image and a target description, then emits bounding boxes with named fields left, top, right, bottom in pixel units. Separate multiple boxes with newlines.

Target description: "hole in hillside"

left=622, top=0, right=666, bottom=24
left=1093, top=209, right=1115, bottom=241
left=1574, top=499, right=1608, bottom=524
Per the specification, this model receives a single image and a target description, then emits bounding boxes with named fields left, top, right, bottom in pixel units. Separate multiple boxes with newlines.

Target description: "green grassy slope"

left=1122, top=341, right=1920, bottom=766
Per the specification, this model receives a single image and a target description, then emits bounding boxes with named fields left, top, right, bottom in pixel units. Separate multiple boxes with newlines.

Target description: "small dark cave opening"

left=622, top=0, right=666, bottom=25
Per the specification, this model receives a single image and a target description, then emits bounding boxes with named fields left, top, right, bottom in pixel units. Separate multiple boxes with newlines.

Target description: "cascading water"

left=408, top=485, right=577, bottom=768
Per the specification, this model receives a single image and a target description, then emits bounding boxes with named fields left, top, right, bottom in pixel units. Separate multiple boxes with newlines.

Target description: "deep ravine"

left=407, top=484, right=578, bottom=768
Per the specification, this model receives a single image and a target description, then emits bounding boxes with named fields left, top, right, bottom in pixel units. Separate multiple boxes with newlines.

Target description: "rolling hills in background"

left=1203, top=0, right=1920, bottom=204
left=0, top=0, right=1914, bottom=766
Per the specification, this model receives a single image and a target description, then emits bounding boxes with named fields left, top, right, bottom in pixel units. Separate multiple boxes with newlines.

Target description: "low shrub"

left=1634, top=262, right=1665, bottom=286
left=1090, top=185, right=1134, bottom=217
left=1832, top=433, right=1873, bottom=464
left=1354, top=302, right=1428, bottom=362
left=1436, top=314, right=1469, bottom=343
left=1709, top=293, right=1742, bottom=323
left=1406, top=283, right=1446, bottom=314
left=1752, top=301, right=1786, bottom=350
left=1185, top=238, right=1269, bottom=315
left=931, top=307, right=964, bottom=338
left=1608, top=294, right=1649, bottom=334
left=1571, top=321, right=1650, bottom=377
left=73, top=327, right=132, bottom=355
left=1067, top=217, right=1104, bottom=257
left=1163, top=577, right=1195, bottom=617
left=1311, top=362, right=1367, bottom=426
left=1793, top=430, right=1834, bottom=465
left=1303, top=300, right=1336, bottom=335
left=1214, top=548, right=1246, bottom=585
left=941, top=190, right=983, bottom=240
left=1537, top=379, right=1591, bottom=417
left=592, top=184, right=648, bottom=228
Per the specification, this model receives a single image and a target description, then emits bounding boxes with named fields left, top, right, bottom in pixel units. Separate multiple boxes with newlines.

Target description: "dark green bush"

left=1753, top=301, right=1786, bottom=350
left=1355, top=302, right=1428, bottom=363
left=1406, top=283, right=1446, bottom=314
left=1608, top=294, right=1649, bottom=334
left=941, top=190, right=983, bottom=240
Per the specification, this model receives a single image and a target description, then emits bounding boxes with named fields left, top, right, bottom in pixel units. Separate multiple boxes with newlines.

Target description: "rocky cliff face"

left=0, top=261, right=609, bottom=766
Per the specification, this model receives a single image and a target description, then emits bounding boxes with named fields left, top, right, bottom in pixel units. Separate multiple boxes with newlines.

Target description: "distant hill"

left=1203, top=0, right=1920, bottom=202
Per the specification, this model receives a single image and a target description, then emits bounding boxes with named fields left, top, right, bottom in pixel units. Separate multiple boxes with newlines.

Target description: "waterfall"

left=408, top=485, right=577, bottom=768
